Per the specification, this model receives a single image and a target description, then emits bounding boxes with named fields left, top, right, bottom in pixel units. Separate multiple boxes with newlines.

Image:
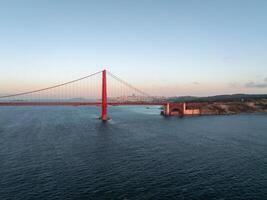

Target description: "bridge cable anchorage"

left=107, top=70, right=150, bottom=97
left=0, top=70, right=102, bottom=99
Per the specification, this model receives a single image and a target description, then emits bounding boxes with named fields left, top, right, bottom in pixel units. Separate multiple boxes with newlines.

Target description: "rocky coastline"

left=199, top=99, right=267, bottom=115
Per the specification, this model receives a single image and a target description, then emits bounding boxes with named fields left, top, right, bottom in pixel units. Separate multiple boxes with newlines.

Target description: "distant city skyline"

left=0, top=0, right=267, bottom=96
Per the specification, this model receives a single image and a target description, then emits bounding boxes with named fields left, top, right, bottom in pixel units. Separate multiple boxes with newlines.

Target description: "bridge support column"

left=183, top=103, right=186, bottom=113
left=101, top=69, right=108, bottom=121
left=166, top=103, right=170, bottom=115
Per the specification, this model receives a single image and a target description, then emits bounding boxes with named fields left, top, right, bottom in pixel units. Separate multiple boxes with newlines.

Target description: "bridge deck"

left=0, top=102, right=166, bottom=106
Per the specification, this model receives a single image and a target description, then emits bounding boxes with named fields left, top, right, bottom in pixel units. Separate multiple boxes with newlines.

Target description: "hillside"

left=169, top=94, right=267, bottom=115
left=169, top=94, right=267, bottom=103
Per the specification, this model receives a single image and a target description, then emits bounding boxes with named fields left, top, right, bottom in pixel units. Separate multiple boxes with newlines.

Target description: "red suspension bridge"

left=0, top=70, right=202, bottom=120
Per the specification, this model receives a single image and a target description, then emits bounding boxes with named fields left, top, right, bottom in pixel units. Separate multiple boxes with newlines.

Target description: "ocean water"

left=0, top=106, right=266, bottom=200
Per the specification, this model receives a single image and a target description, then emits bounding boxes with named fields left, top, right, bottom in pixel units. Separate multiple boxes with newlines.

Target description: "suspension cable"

left=107, top=70, right=150, bottom=97
left=0, top=70, right=102, bottom=99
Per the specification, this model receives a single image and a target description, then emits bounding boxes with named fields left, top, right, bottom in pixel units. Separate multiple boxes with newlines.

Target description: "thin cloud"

left=245, top=81, right=267, bottom=88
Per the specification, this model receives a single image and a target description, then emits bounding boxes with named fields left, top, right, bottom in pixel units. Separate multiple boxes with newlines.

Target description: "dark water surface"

left=0, top=106, right=266, bottom=200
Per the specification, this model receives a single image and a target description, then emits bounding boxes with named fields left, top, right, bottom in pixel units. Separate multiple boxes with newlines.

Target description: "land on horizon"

left=168, top=94, right=267, bottom=115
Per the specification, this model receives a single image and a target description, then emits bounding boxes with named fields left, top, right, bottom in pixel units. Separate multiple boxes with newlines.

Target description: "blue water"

left=0, top=106, right=266, bottom=199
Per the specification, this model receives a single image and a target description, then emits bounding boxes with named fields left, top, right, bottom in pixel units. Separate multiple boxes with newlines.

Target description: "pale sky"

left=0, top=0, right=267, bottom=96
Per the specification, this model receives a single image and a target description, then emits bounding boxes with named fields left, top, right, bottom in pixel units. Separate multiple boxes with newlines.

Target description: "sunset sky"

left=0, top=0, right=267, bottom=96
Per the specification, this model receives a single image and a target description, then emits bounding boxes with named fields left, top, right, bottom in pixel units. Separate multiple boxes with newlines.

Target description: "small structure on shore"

left=162, top=102, right=200, bottom=117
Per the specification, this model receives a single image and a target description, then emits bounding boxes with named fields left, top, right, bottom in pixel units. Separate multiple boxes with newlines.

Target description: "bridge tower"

left=101, top=69, right=108, bottom=121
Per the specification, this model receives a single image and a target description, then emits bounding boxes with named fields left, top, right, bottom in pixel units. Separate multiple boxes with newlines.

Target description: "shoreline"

left=198, top=100, right=267, bottom=115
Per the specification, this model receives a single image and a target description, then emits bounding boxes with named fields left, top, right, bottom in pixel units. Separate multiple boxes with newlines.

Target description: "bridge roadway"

left=0, top=101, right=168, bottom=106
